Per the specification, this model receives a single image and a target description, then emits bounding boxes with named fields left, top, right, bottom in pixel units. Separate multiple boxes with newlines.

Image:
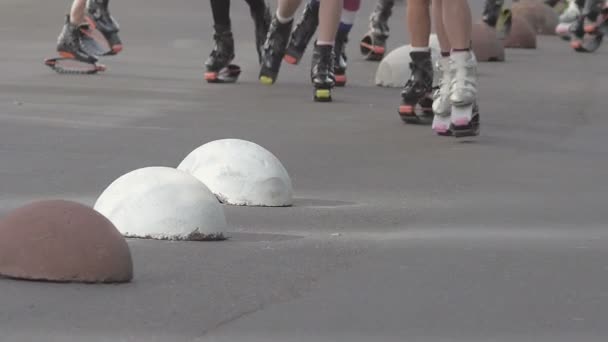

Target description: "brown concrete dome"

left=504, top=15, right=538, bottom=49
left=513, top=0, right=560, bottom=35
left=0, top=200, right=133, bottom=283
left=472, top=22, right=506, bottom=62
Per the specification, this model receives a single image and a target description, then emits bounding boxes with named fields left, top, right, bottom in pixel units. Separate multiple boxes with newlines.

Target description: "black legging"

left=211, top=0, right=267, bottom=29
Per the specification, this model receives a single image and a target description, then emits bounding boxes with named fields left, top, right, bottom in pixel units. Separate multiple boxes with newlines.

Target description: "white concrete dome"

left=94, top=167, right=227, bottom=240
left=178, top=139, right=293, bottom=207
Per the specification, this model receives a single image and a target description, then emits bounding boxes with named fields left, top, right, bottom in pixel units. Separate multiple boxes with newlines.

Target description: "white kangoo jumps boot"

left=431, top=56, right=453, bottom=136
left=449, top=50, right=480, bottom=138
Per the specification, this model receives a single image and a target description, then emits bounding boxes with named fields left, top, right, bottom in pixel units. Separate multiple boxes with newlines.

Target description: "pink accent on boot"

left=433, top=124, right=450, bottom=134
left=453, top=118, right=470, bottom=126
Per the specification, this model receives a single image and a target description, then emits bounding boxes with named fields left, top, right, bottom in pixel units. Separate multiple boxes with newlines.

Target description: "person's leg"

left=70, top=0, right=88, bottom=24
left=211, top=0, right=231, bottom=28
left=369, top=0, right=394, bottom=36
left=563, top=0, right=583, bottom=21
left=441, top=0, right=471, bottom=50
left=286, top=0, right=353, bottom=66
left=86, top=0, right=123, bottom=54
left=285, top=0, right=320, bottom=64
left=442, top=0, right=478, bottom=136
left=360, top=0, right=394, bottom=60
left=433, top=0, right=450, bottom=53
left=339, top=0, right=360, bottom=37
left=317, top=0, right=342, bottom=44
left=311, top=0, right=343, bottom=101
left=245, top=0, right=271, bottom=63
left=333, top=0, right=360, bottom=85
left=398, top=0, right=434, bottom=123
left=441, top=0, right=476, bottom=106
left=431, top=0, right=453, bottom=123
left=259, top=0, right=304, bottom=84
left=582, top=0, right=603, bottom=21
left=337, top=1, right=361, bottom=58
left=54, top=0, right=98, bottom=64
left=557, top=0, right=582, bottom=36
left=277, top=0, right=303, bottom=21
left=407, top=0, right=431, bottom=47
left=204, top=0, right=236, bottom=81
left=245, top=0, right=267, bottom=13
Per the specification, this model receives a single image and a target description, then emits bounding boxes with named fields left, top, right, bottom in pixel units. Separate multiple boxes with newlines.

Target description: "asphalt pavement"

left=1, top=0, right=607, bottom=341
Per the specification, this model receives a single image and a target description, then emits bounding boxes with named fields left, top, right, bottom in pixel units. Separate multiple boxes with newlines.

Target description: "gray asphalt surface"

left=1, top=0, right=608, bottom=341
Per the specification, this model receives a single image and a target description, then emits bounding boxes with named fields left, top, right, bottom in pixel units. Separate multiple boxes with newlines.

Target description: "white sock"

left=340, top=9, right=357, bottom=26
left=451, top=50, right=473, bottom=60
left=316, top=40, right=334, bottom=46
left=411, top=46, right=430, bottom=52
left=276, top=10, right=294, bottom=24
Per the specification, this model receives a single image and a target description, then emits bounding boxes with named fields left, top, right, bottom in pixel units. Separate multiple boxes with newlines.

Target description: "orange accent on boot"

left=360, top=42, right=385, bottom=55
left=284, top=55, right=298, bottom=65
left=335, top=74, right=346, bottom=85
left=112, top=44, right=123, bottom=54
left=399, top=105, right=415, bottom=115
left=204, top=72, right=218, bottom=81
left=571, top=40, right=582, bottom=49
left=59, top=51, right=75, bottom=59
left=373, top=46, right=385, bottom=54
left=584, top=24, right=597, bottom=33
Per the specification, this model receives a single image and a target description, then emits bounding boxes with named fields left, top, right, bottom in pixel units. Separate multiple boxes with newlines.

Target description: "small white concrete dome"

left=177, top=139, right=293, bottom=207
left=94, top=167, right=227, bottom=240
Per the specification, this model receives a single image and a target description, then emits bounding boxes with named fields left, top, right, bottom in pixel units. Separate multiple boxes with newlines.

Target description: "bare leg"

left=312, top=0, right=343, bottom=101
left=430, top=0, right=453, bottom=118
left=398, top=0, right=433, bottom=124
left=407, top=0, right=431, bottom=47
left=317, top=0, right=343, bottom=44
left=432, top=0, right=451, bottom=53
left=441, top=0, right=472, bottom=50
left=50, top=0, right=98, bottom=69
left=444, top=0, right=477, bottom=135
left=70, top=0, right=88, bottom=24
left=277, top=0, right=303, bottom=21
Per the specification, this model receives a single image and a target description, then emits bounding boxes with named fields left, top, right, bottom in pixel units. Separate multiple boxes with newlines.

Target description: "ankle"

left=411, top=46, right=430, bottom=53
left=276, top=10, right=294, bottom=24
left=316, top=40, right=334, bottom=46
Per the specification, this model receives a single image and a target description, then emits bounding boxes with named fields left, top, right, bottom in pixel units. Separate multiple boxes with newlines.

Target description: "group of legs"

left=283, top=0, right=361, bottom=87
left=257, top=0, right=344, bottom=102
left=204, top=0, right=272, bottom=83
left=48, top=0, right=479, bottom=137
left=204, top=0, right=360, bottom=101
left=205, top=0, right=479, bottom=136
left=204, top=0, right=361, bottom=91
left=399, top=0, right=479, bottom=137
